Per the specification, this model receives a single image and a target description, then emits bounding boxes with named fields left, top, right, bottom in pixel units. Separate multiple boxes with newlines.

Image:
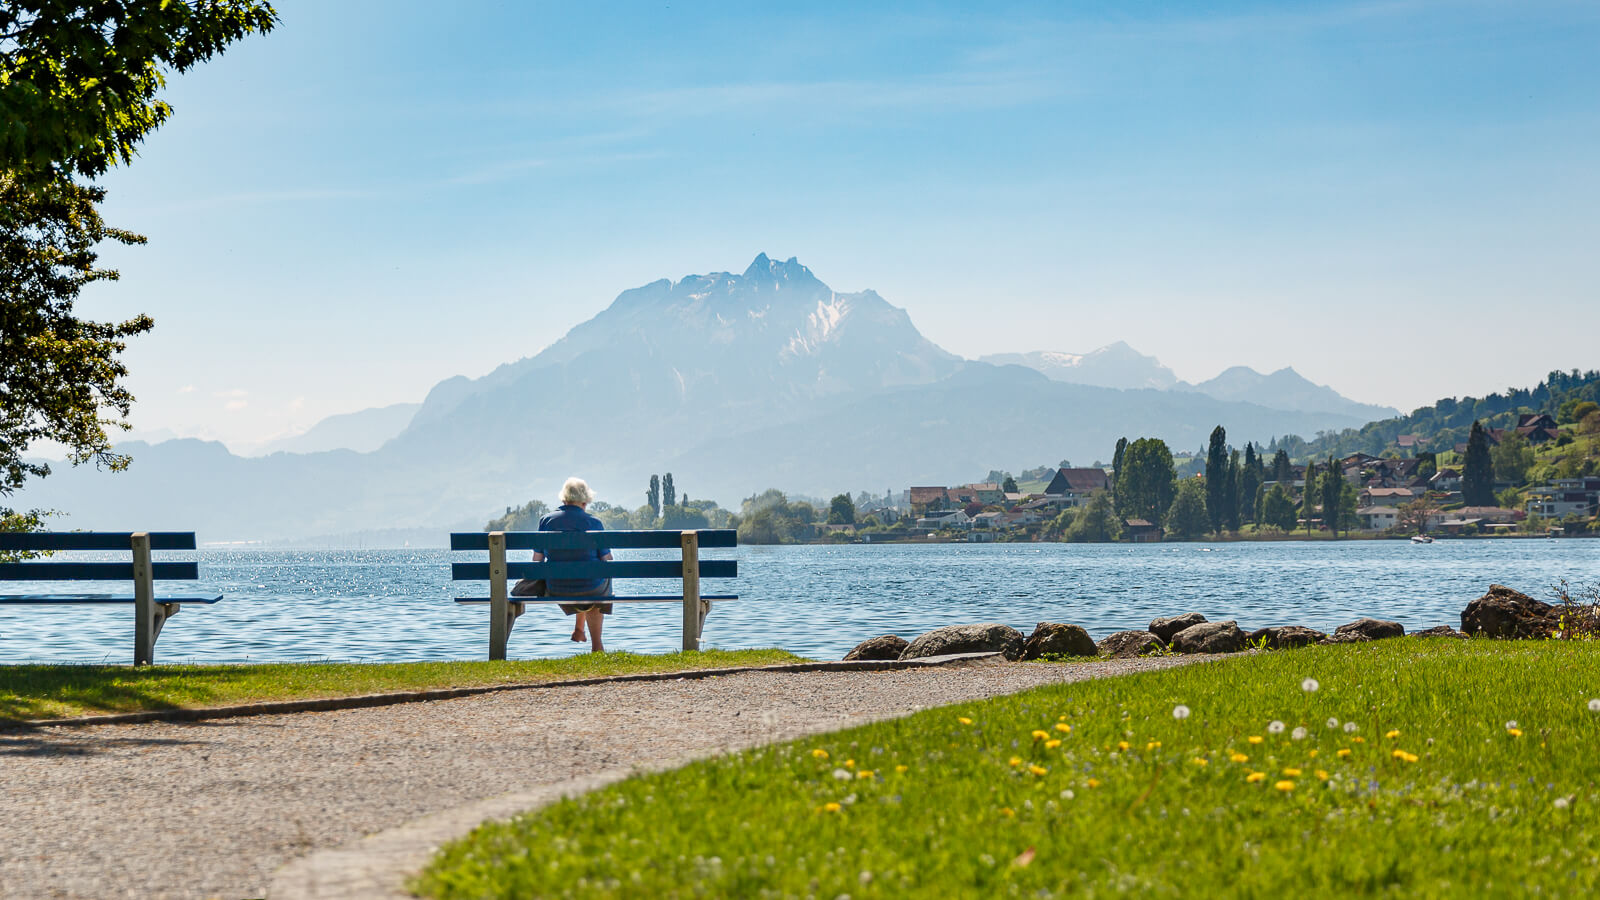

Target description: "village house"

left=1359, top=486, right=1419, bottom=507
left=1430, top=468, right=1462, bottom=491
left=1043, top=467, right=1111, bottom=508
left=1357, top=506, right=1399, bottom=531
left=908, top=486, right=950, bottom=516
left=1525, top=477, right=1600, bottom=518
left=915, top=509, right=971, bottom=531
left=1122, top=518, right=1162, bottom=542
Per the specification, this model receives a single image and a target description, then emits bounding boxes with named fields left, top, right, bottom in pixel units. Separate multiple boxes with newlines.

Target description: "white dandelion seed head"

left=832, top=768, right=852, bottom=781
left=1555, top=797, right=1571, bottom=810
left=1344, top=722, right=1359, bottom=733
left=1302, top=678, right=1320, bottom=693
left=1505, top=720, right=1518, bottom=730
left=1292, top=727, right=1308, bottom=741
left=1060, top=789, right=1075, bottom=800
left=1173, top=704, right=1191, bottom=720
left=1589, top=698, right=1600, bottom=713
left=1268, top=720, right=1286, bottom=734
left=1326, top=718, right=1340, bottom=729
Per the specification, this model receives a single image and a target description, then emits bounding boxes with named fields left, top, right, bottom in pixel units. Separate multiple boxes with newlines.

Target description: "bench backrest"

left=448, top=529, right=737, bottom=582
left=0, top=532, right=201, bottom=582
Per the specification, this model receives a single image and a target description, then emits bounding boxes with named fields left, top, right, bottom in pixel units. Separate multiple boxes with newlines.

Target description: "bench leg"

left=488, top=532, right=510, bottom=661
left=698, top=599, right=712, bottom=639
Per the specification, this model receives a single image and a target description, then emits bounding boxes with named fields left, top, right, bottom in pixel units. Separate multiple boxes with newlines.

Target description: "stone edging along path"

left=8, top=652, right=1003, bottom=731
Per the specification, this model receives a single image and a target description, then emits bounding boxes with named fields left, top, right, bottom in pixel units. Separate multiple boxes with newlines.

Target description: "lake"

left=1, top=540, right=1595, bottom=664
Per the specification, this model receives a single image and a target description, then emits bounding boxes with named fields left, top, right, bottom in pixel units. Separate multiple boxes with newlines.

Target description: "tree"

left=1462, top=421, right=1496, bottom=506
left=2, top=2, right=280, bottom=184
left=827, top=493, right=856, bottom=525
left=1301, top=462, right=1319, bottom=533
left=1001, top=475, right=1018, bottom=493
left=1111, top=436, right=1128, bottom=513
left=660, top=503, right=709, bottom=530
left=1205, top=426, right=1228, bottom=533
left=662, top=472, right=676, bottom=508
left=1271, top=449, right=1293, bottom=486
left=1238, top=444, right=1262, bottom=525
left=1489, top=431, right=1534, bottom=486
left=1321, top=456, right=1343, bottom=536
left=1416, top=451, right=1438, bottom=482
left=1115, top=438, right=1177, bottom=525
left=1223, top=449, right=1241, bottom=531
left=1164, top=479, right=1209, bottom=540
left=1260, top=484, right=1298, bottom=532
left=646, top=475, right=660, bottom=514
left=1396, top=498, right=1438, bottom=535
left=486, top=499, right=549, bottom=531
left=1065, top=492, right=1118, bottom=542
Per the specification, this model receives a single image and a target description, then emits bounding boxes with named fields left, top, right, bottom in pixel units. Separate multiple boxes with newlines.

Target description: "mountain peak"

left=742, top=253, right=817, bottom=287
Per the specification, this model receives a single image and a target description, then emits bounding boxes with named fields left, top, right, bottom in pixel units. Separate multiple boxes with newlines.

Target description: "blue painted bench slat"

left=0, top=531, right=219, bottom=665
left=450, top=529, right=739, bottom=660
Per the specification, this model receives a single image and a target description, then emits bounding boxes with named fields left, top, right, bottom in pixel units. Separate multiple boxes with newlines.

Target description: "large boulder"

left=843, top=634, right=909, bottom=661
left=1097, top=630, right=1165, bottom=659
left=1461, top=584, right=1559, bottom=639
left=1412, top=625, right=1468, bottom=640
left=1170, top=620, right=1245, bottom=654
left=1247, top=625, right=1327, bottom=649
left=1150, top=613, right=1208, bottom=643
left=1020, top=623, right=1097, bottom=660
left=1318, top=632, right=1370, bottom=645
left=1335, top=618, right=1405, bottom=640
left=900, top=623, right=1024, bottom=661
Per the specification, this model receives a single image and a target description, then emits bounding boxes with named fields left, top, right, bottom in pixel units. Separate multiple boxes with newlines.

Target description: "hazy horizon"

left=71, top=0, right=1599, bottom=449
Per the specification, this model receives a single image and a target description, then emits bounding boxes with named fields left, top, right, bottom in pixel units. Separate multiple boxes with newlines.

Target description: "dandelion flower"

left=1588, top=699, right=1600, bottom=713
left=1246, top=772, right=1266, bottom=783
left=1173, top=705, right=1191, bottom=720
left=1193, top=757, right=1209, bottom=766
left=1274, top=780, right=1295, bottom=792
left=1302, top=678, right=1320, bottom=693
left=1029, top=764, right=1049, bottom=776
left=1555, top=797, right=1571, bottom=809
left=1248, top=736, right=1264, bottom=745
left=822, top=802, right=842, bottom=813
left=1392, top=749, right=1418, bottom=763
left=1507, top=728, right=1523, bottom=737
left=1086, top=778, right=1101, bottom=789
left=832, top=768, right=852, bottom=781
left=811, top=748, right=830, bottom=759
left=1291, top=727, right=1308, bottom=741
left=1055, top=722, right=1072, bottom=733
left=1326, top=718, right=1340, bottom=729
left=1009, top=756, right=1023, bottom=767
left=1045, top=739, right=1062, bottom=750
left=1230, top=752, right=1250, bottom=763
left=895, top=765, right=908, bottom=773
left=1315, top=769, right=1330, bottom=781
left=1343, top=722, right=1359, bottom=734
left=1352, top=736, right=1366, bottom=743
left=1032, top=730, right=1050, bottom=741
left=1000, top=807, right=1015, bottom=818
left=1385, top=730, right=1400, bottom=739
left=1118, top=741, right=1131, bottom=751
left=1307, top=749, right=1319, bottom=758
left=1059, top=714, right=1068, bottom=721
left=1505, top=720, right=1518, bottom=730
left=1337, top=749, right=1352, bottom=758
left=1268, top=721, right=1286, bottom=734
left=1282, top=767, right=1303, bottom=777
left=1146, top=741, right=1161, bottom=751
left=1060, top=789, right=1075, bottom=800
left=958, top=717, right=973, bottom=725
left=857, top=770, right=875, bottom=779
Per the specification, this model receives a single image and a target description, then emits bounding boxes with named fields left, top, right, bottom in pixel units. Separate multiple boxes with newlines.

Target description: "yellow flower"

left=1029, top=764, right=1049, bottom=776
left=1315, top=769, right=1330, bottom=781
left=1274, top=780, right=1295, bottom=792
left=844, top=759, right=855, bottom=768
left=1385, top=729, right=1400, bottom=739
left=1392, top=750, right=1418, bottom=763
left=1307, top=749, right=1319, bottom=758
left=1507, top=728, right=1523, bottom=737
left=1229, top=752, right=1250, bottom=763
left=1032, top=729, right=1050, bottom=741
left=1146, top=741, right=1161, bottom=751
left=857, top=770, right=875, bottom=779
left=811, top=748, right=829, bottom=760
left=1058, top=714, right=1068, bottom=721
left=1117, top=741, right=1131, bottom=751
left=895, top=764, right=909, bottom=773
left=1045, top=739, right=1062, bottom=750
left=1086, top=778, right=1101, bottom=788
left=1000, top=807, right=1016, bottom=817
left=1248, top=736, right=1264, bottom=745
left=1246, top=771, right=1266, bottom=783
left=1282, top=768, right=1302, bottom=777
left=822, top=802, right=841, bottom=813
left=958, top=717, right=973, bottom=725
left=1055, top=722, right=1072, bottom=733
left=1193, top=757, right=1209, bottom=766
left=1351, top=736, right=1366, bottom=743
left=1009, top=756, right=1023, bottom=767
left=1336, top=748, right=1352, bottom=758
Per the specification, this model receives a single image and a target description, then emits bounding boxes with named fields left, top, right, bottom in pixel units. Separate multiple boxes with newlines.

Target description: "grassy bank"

left=0, top=649, right=803, bottom=722
left=418, top=641, right=1600, bottom=898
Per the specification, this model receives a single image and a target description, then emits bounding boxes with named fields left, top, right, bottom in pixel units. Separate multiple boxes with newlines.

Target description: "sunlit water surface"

left=1, top=540, right=1595, bottom=663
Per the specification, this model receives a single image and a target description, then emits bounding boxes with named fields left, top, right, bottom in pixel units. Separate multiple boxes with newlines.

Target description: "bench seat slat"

left=452, top=560, right=735, bottom=581
left=455, top=594, right=738, bottom=604
left=0, top=594, right=223, bottom=604
left=0, top=561, right=201, bottom=581
left=450, top=530, right=736, bottom=552
left=0, top=532, right=197, bottom=552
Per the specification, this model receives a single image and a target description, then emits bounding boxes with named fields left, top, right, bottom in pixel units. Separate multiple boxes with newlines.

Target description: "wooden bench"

left=0, top=531, right=222, bottom=665
left=451, top=529, right=738, bottom=660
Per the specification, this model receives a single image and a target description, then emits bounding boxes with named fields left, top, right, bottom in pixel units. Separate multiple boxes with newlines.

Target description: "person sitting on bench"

left=514, top=477, right=614, bottom=652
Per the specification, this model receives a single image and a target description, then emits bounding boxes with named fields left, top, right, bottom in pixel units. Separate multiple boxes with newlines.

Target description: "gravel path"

left=0, top=656, right=1205, bottom=900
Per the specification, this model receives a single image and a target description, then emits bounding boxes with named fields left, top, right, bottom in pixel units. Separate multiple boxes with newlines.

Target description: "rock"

left=1020, top=623, right=1098, bottom=660
left=1097, top=630, right=1166, bottom=659
left=1150, top=613, right=1208, bottom=643
left=843, top=634, right=909, bottom=661
left=1335, top=618, right=1405, bottom=640
left=1317, top=632, right=1371, bottom=645
left=900, top=623, right=1024, bottom=662
left=1460, top=584, right=1559, bottom=639
left=1170, top=620, right=1245, bottom=654
left=1412, top=625, right=1468, bottom=640
left=1246, top=625, right=1327, bottom=649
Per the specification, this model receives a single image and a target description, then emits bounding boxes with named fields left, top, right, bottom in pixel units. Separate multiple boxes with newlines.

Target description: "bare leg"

left=571, top=609, right=586, bottom=642
left=586, top=607, right=605, bottom=653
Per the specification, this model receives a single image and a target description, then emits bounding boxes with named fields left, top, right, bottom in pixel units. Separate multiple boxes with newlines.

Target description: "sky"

left=76, top=0, right=1600, bottom=452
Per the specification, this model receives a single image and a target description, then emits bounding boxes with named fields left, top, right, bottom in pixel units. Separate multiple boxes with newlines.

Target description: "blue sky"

left=79, top=0, right=1600, bottom=450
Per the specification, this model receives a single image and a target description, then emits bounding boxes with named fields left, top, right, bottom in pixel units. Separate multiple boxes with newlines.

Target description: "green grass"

left=417, top=641, right=1600, bottom=898
left=0, top=649, right=803, bottom=722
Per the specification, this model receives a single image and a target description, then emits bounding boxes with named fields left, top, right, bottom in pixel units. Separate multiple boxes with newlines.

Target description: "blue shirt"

left=537, top=504, right=610, bottom=594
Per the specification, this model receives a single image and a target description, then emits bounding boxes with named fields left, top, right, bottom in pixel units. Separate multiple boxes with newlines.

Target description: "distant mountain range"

left=18, top=255, right=1398, bottom=542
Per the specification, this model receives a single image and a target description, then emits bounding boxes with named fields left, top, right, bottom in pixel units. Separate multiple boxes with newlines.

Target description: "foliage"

left=1205, top=426, right=1228, bottom=533
left=485, top=499, right=549, bottom=531
left=1110, top=436, right=1128, bottom=513
left=1462, top=421, right=1496, bottom=506
left=659, top=504, right=710, bottom=530
left=1320, top=456, right=1346, bottom=537
left=1259, top=484, right=1298, bottom=532
left=737, top=490, right=815, bottom=544
left=1490, top=431, right=1534, bottom=485
left=1114, top=437, right=1175, bottom=525
left=1, top=175, right=150, bottom=513
left=1270, top=448, right=1293, bottom=485
left=1237, top=443, right=1262, bottom=525
left=1001, top=475, right=1018, bottom=493
left=1558, top=399, right=1599, bottom=425
left=661, top=472, right=675, bottom=508
left=1223, top=449, right=1241, bottom=531
left=1, top=1, right=280, bottom=184
left=827, top=493, right=856, bottom=525
left=646, top=475, right=660, bottom=514
left=1063, top=492, right=1118, bottom=542
left=417, top=641, right=1600, bottom=899
left=1, top=649, right=803, bottom=722
left=1163, top=478, right=1209, bottom=539
left=1395, top=498, right=1437, bottom=535
left=1300, top=462, right=1318, bottom=533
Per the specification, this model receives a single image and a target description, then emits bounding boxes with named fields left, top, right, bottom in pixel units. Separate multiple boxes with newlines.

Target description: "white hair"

left=559, top=477, right=594, bottom=506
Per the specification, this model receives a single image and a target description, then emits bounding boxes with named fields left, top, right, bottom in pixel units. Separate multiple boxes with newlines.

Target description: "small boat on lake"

left=1411, top=534, right=1434, bottom=544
